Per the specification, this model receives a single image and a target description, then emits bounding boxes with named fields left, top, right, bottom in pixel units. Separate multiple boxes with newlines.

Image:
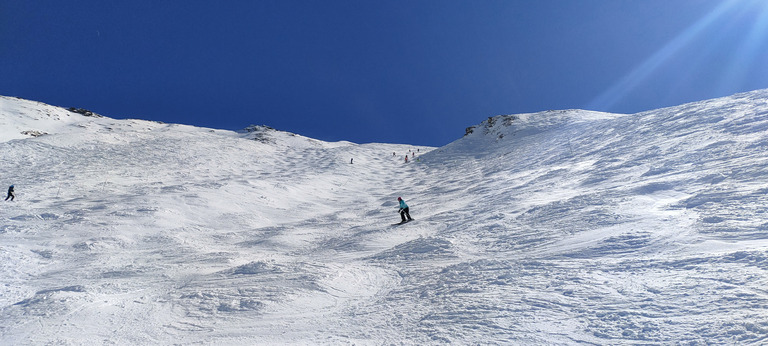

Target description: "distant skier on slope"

left=397, top=197, right=413, bottom=224
left=5, top=185, right=15, bottom=201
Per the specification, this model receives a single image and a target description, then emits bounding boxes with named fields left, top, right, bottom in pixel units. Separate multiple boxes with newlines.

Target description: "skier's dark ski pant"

left=400, top=207, right=412, bottom=222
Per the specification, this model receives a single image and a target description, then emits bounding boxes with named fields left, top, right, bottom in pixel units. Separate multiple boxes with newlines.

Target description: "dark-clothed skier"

left=5, top=185, right=14, bottom=201
left=397, top=197, right=413, bottom=223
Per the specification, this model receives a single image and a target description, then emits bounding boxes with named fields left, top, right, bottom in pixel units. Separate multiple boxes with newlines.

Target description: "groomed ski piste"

left=2, top=89, right=768, bottom=344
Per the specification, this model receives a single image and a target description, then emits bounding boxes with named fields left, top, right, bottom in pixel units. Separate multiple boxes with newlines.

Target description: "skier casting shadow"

left=397, top=197, right=413, bottom=224
left=5, top=185, right=15, bottom=201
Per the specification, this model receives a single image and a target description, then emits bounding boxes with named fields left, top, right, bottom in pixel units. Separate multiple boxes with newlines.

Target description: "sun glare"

left=718, top=0, right=768, bottom=94
left=588, top=0, right=768, bottom=112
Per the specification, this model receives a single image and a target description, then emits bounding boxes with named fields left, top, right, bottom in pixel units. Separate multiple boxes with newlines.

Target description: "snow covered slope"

left=2, top=90, right=768, bottom=344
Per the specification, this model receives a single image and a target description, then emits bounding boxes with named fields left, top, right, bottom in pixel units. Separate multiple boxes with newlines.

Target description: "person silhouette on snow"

left=5, top=185, right=15, bottom=201
left=398, top=197, right=413, bottom=223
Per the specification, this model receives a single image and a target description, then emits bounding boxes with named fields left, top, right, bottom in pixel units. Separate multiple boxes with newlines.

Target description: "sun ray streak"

left=718, top=0, right=768, bottom=94
left=587, top=0, right=743, bottom=111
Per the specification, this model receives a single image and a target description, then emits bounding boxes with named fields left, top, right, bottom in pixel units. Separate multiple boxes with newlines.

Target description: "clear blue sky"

left=2, top=1, right=767, bottom=146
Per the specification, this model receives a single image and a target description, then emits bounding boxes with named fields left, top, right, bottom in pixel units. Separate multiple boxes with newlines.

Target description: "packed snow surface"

left=2, top=90, right=768, bottom=344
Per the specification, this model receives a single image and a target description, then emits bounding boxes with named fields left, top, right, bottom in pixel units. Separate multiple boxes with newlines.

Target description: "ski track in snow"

left=2, top=91, right=768, bottom=344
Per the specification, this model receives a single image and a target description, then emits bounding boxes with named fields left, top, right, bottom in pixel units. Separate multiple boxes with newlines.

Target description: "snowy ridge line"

left=2, top=89, right=768, bottom=344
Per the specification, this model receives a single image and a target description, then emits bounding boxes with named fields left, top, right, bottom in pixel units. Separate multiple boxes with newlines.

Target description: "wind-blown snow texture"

left=2, top=90, right=768, bottom=344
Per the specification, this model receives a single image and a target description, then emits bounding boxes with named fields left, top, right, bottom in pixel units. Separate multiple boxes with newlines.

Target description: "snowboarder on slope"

left=5, top=185, right=15, bottom=201
left=398, top=197, right=413, bottom=223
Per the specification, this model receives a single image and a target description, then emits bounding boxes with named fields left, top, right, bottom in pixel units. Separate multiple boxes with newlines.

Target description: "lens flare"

left=588, top=0, right=768, bottom=111
left=718, top=0, right=768, bottom=94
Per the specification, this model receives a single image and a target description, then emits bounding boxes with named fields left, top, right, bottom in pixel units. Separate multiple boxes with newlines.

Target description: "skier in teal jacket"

left=398, top=197, right=413, bottom=223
